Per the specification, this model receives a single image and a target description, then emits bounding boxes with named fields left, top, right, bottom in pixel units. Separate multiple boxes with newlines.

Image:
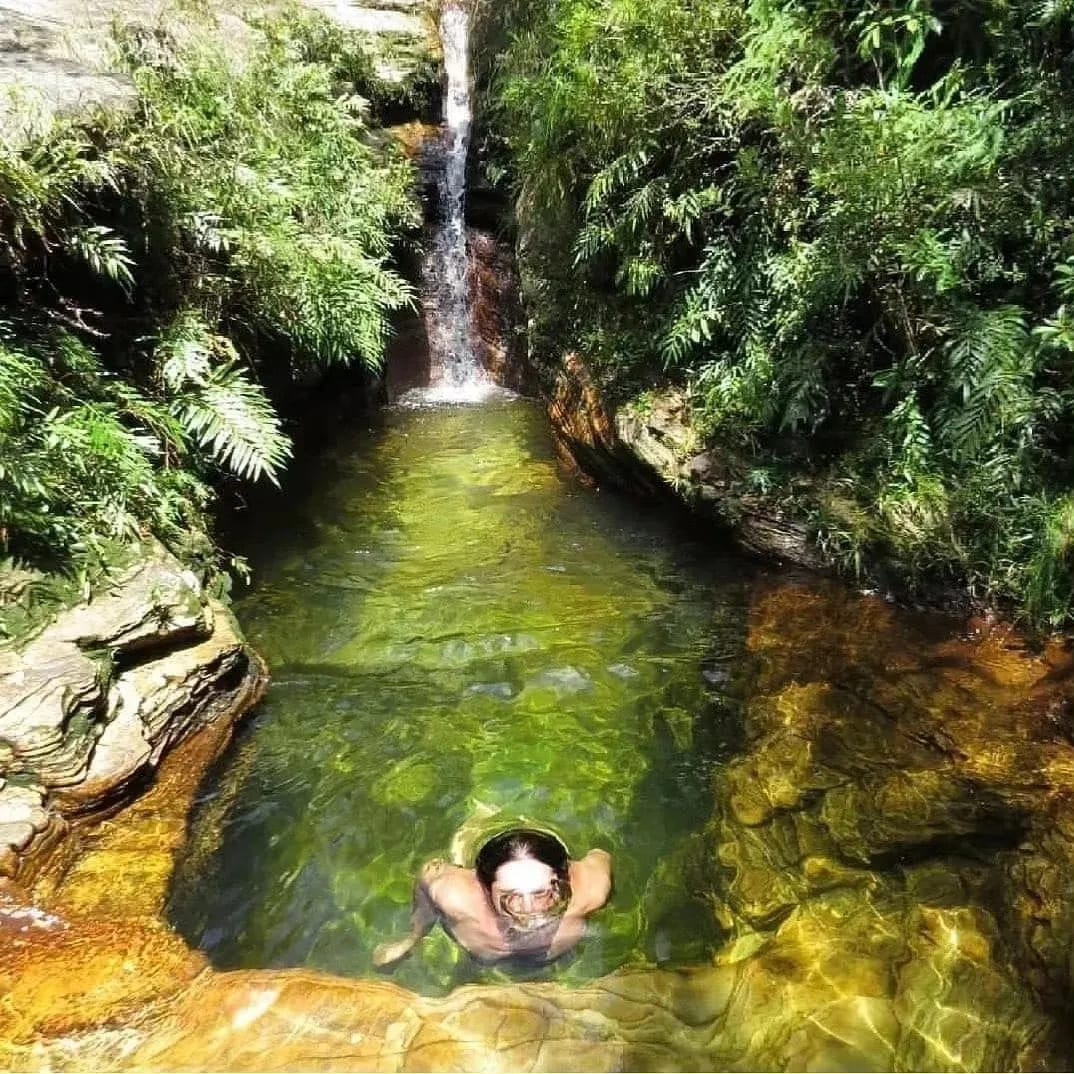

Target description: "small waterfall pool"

left=167, top=400, right=754, bottom=994
left=158, top=3, right=1071, bottom=1053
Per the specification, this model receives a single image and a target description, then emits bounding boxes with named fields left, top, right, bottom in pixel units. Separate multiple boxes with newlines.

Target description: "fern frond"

left=940, top=304, right=1033, bottom=461
left=156, top=310, right=219, bottom=390
left=173, top=364, right=291, bottom=484
left=583, top=147, right=651, bottom=213
left=0, top=342, right=42, bottom=433
left=62, top=225, right=135, bottom=286
left=616, top=256, right=665, bottom=297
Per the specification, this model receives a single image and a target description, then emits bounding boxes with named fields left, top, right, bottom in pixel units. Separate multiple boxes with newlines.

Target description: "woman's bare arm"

left=372, top=859, right=446, bottom=968
left=546, top=850, right=613, bottom=960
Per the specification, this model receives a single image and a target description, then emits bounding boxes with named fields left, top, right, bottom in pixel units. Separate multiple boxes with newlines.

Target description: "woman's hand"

left=372, top=935, right=417, bottom=968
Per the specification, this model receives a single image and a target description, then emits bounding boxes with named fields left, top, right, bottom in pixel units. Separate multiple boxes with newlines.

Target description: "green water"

left=168, top=400, right=754, bottom=995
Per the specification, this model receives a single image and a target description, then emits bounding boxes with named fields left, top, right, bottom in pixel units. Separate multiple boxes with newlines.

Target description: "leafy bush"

left=0, top=6, right=419, bottom=592
left=120, top=10, right=418, bottom=372
left=481, top=0, right=1074, bottom=629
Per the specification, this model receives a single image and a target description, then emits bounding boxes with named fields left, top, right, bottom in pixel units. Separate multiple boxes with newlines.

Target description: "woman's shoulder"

left=421, top=859, right=484, bottom=912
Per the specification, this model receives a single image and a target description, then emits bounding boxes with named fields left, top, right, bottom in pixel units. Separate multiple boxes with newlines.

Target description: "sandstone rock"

left=0, top=823, right=34, bottom=853
left=706, top=572, right=1074, bottom=1067
left=820, top=769, right=1017, bottom=865
left=2, top=550, right=1072, bottom=1072
left=1, top=0, right=439, bottom=146
left=547, top=363, right=826, bottom=568
left=57, top=605, right=259, bottom=814
left=469, top=230, right=533, bottom=395
left=52, top=553, right=209, bottom=653
left=0, top=640, right=103, bottom=787
left=0, top=540, right=266, bottom=881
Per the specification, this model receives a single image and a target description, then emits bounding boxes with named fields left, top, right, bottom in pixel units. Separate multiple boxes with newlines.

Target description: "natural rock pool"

left=4, top=396, right=1073, bottom=1072
left=168, top=399, right=751, bottom=994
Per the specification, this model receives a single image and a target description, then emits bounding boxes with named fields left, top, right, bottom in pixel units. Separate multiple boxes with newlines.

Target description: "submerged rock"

left=707, top=577, right=1074, bottom=1058
left=530, top=666, right=592, bottom=694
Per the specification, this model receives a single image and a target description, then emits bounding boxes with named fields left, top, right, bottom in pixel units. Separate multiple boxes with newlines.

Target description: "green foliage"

left=120, top=7, right=418, bottom=371
left=0, top=326, right=207, bottom=564
left=156, top=311, right=291, bottom=484
left=0, top=7, right=419, bottom=592
left=484, top=0, right=1074, bottom=629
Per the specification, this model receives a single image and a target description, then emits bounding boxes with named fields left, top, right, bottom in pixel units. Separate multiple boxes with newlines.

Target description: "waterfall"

left=415, top=0, right=500, bottom=404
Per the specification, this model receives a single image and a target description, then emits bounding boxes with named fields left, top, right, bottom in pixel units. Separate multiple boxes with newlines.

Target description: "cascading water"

left=412, top=1, right=505, bottom=404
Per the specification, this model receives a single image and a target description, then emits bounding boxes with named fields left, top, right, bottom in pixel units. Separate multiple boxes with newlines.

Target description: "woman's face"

left=490, top=857, right=566, bottom=929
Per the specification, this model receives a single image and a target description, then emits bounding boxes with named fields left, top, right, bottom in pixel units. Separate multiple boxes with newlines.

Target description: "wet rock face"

left=546, top=353, right=643, bottom=489
left=546, top=362, right=826, bottom=568
left=469, top=229, right=534, bottom=395
left=0, top=545, right=266, bottom=884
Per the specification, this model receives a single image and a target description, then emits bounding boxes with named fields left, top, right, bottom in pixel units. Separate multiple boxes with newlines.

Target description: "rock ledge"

left=0, top=545, right=266, bottom=885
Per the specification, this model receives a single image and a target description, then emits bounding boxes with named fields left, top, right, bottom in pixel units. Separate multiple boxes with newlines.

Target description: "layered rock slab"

left=0, top=545, right=266, bottom=883
left=546, top=358, right=823, bottom=568
left=0, top=0, right=438, bottom=145
left=1, top=900, right=1058, bottom=1072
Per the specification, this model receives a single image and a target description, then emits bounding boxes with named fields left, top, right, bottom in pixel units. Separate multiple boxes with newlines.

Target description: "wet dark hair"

left=475, top=828, right=570, bottom=890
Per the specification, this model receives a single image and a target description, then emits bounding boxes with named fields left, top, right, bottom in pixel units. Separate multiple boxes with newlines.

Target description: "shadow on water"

left=167, top=399, right=758, bottom=994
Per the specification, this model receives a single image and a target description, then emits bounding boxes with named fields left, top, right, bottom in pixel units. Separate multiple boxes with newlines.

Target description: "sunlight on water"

left=168, top=402, right=753, bottom=995
left=395, top=382, right=517, bottom=408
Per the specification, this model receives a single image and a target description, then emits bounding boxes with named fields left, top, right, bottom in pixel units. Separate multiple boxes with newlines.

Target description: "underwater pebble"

left=463, top=682, right=515, bottom=699
left=532, top=666, right=592, bottom=693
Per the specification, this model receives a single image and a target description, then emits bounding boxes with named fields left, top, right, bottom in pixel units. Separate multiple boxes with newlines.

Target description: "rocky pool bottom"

left=2, top=575, right=1072, bottom=1072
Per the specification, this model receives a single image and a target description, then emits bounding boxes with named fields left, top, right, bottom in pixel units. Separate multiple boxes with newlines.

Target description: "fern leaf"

left=174, top=364, right=291, bottom=484
left=62, top=225, right=136, bottom=286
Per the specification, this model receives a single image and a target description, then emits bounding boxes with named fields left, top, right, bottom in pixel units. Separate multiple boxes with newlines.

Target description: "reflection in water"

left=169, top=401, right=752, bottom=994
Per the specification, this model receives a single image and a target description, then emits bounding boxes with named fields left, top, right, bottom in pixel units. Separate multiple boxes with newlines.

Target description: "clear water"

left=168, top=400, right=754, bottom=995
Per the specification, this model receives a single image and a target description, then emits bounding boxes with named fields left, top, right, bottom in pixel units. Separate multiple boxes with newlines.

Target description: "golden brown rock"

left=0, top=541, right=267, bottom=886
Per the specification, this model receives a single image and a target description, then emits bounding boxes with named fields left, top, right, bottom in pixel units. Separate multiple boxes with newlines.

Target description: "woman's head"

left=475, top=829, right=571, bottom=932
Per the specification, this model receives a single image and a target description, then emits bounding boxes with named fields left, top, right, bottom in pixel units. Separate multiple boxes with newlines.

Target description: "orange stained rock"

left=36, top=708, right=240, bottom=919
left=548, top=354, right=618, bottom=453
left=389, top=121, right=441, bottom=160
left=0, top=914, right=203, bottom=1046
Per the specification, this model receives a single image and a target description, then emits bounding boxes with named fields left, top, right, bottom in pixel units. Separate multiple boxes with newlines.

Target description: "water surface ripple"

left=169, top=401, right=754, bottom=995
